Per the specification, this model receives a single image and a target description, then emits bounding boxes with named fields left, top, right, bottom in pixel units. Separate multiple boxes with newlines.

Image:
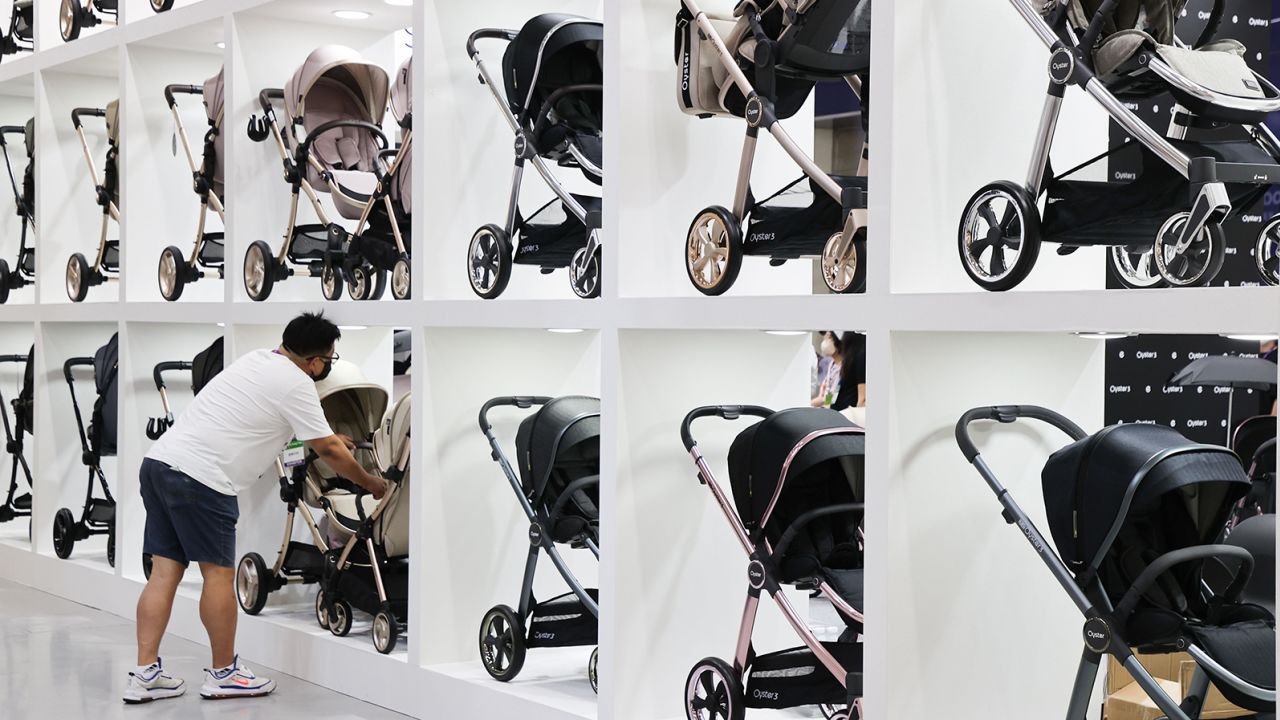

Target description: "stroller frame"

left=59, top=0, right=115, bottom=43
left=959, top=0, right=1280, bottom=291
left=681, top=406, right=863, bottom=720
left=477, top=396, right=601, bottom=690
left=144, top=359, right=192, bottom=441
left=65, top=106, right=119, bottom=302
left=315, top=435, right=412, bottom=654
left=157, top=84, right=224, bottom=302
left=0, top=1, right=32, bottom=59
left=0, top=352, right=31, bottom=524
left=244, top=87, right=408, bottom=302
left=466, top=27, right=604, bottom=301
left=52, top=355, right=115, bottom=567
left=0, top=123, right=33, bottom=303
left=957, top=405, right=1276, bottom=720
left=678, top=0, right=868, bottom=296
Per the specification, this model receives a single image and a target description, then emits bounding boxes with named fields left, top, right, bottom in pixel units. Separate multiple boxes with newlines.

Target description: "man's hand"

left=336, top=434, right=357, bottom=451
left=306, top=434, right=389, bottom=500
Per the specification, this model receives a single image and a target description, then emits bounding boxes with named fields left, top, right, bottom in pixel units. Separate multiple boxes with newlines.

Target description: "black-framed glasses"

left=310, top=352, right=339, bottom=364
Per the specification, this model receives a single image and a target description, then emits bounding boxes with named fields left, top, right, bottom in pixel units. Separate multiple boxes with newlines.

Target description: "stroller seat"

left=1186, top=620, right=1276, bottom=710
left=323, top=490, right=379, bottom=534
left=331, top=170, right=376, bottom=205
left=1097, top=32, right=1257, bottom=99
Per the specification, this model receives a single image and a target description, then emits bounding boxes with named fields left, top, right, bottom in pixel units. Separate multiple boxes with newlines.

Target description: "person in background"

left=812, top=331, right=842, bottom=407
left=830, top=332, right=867, bottom=413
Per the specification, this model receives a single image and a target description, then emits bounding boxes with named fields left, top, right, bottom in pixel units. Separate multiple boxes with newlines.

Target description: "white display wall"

left=0, top=3, right=1271, bottom=720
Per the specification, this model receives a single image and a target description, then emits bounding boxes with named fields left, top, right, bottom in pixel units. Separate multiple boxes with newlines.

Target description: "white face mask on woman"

left=820, top=337, right=837, bottom=357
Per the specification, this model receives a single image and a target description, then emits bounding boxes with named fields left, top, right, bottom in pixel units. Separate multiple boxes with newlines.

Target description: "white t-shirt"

left=146, top=349, right=335, bottom=496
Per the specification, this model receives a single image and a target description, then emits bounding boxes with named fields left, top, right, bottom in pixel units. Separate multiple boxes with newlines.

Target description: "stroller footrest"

left=526, top=590, right=598, bottom=648
left=87, top=500, right=114, bottom=524
left=745, top=641, right=863, bottom=709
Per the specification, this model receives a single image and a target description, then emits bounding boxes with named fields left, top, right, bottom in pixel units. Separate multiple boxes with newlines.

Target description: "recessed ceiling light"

left=215, top=41, right=225, bottom=49
left=384, top=0, right=411, bottom=5
left=547, top=328, right=584, bottom=334
left=1222, top=334, right=1279, bottom=342
left=339, top=325, right=368, bottom=331
left=333, top=9, right=371, bottom=20
left=764, top=330, right=808, bottom=336
left=1074, top=331, right=1136, bottom=340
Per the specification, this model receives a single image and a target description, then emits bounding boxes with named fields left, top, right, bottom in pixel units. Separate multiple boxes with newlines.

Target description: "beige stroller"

left=244, top=46, right=409, bottom=302
left=66, top=100, right=119, bottom=303
left=158, top=68, right=225, bottom=301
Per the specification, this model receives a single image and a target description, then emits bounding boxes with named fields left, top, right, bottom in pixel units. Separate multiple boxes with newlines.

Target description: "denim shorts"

left=140, top=458, right=239, bottom=568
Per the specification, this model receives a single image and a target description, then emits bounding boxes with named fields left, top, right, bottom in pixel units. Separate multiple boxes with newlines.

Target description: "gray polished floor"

left=0, top=577, right=410, bottom=719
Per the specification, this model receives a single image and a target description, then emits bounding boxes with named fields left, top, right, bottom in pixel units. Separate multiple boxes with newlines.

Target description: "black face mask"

left=312, top=359, right=333, bottom=382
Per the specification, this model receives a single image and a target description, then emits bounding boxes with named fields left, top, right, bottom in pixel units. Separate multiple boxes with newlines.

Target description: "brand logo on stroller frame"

left=753, top=689, right=780, bottom=701
left=1083, top=618, right=1112, bottom=652
left=1049, top=48, right=1075, bottom=85
left=747, top=560, right=766, bottom=589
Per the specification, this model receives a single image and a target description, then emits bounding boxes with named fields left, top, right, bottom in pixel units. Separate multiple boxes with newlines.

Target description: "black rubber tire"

left=957, top=181, right=1042, bottom=292
left=0, top=258, right=11, bottom=304
left=151, top=0, right=175, bottom=11
left=1154, top=215, right=1226, bottom=288
left=373, top=607, right=398, bottom=655
left=321, top=263, right=343, bottom=301
left=479, top=605, right=526, bottom=682
left=66, top=253, right=90, bottom=303
left=570, top=245, right=601, bottom=299
left=60, top=0, right=82, bottom=42
left=106, top=525, right=115, bottom=568
left=159, top=245, right=186, bottom=302
left=53, top=508, right=76, bottom=559
left=685, top=206, right=743, bottom=297
left=684, top=657, right=745, bottom=720
left=1107, top=245, right=1167, bottom=290
left=243, top=240, right=275, bottom=302
left=235, top=552, right=270, bottom=615
left=328, top=598, right=353, bottom=637
left=391, top=258, right=411, bottom=300
left=315, top=589, right=330, bottom=630
left=821, top=229, right=867, bottom=295
left=589, top=646, right=599, bottom=694
left=467, top=225, right=513, bottom=300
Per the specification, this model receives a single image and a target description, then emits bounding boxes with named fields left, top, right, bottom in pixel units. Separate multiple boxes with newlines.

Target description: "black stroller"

left=680, top=406, right=865, bottom=720
left=66, top=101, right=120, bottom=303
left=0, top=118, right=33, bottom=303
left=676, top=0, right=871, bottom=296
left=59, top=0, right=115, bottom=42
left=466, top=15, right=604, bottom=300
left=53, top=333, right=118, bottom=567
left=145, top=336, right=224, bottom=440
left=0, top=2, right=32, bottom=62
left=1229, top=415, right=1275, bottom=522
left=958, top=406, right=1275, bottom=719
left=0, top=345, right=31, bottom=526
left=477, top=396, right=600, bottom=692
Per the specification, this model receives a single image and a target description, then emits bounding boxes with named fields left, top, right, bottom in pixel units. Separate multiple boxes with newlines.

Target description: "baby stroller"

left=0, top=118, right=34, bottom=303
left=145, top=336, right=224, bottom=440
left=157, top=69, right=225, bottom=302
left=316, top=390, right=411, bottom=654
left=235, top=362, right=391, bottom=624
left=0, top=2, right=32, bottom=62
left=957, top=406, right=1275, bottom=720
left=959, top=0, right=1280, bottom=291
left=465, top=14, right=604, bottom=300
left=0, top=346, right=31, bottom=526
left=477, top=396, right=600, bottom=692
left=675, top=0, right=871, bottom=296
left=150, top=0, right=174, bottom=12
left=66, top=101, right=120, bottom=303
left=680, top=406, right=865, bottom=719
left=53, top=333, right=118, bottom=567
left=244, top=46, right=409, bottom=302
left=59, top=0, right=115, bottom=42
left=1229, top=415, right=1276, bottom=523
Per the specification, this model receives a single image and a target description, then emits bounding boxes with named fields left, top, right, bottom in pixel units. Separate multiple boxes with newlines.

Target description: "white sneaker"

left=122, top=658, right=186, bottom=704
left=200, top=656, right=276, bottom=699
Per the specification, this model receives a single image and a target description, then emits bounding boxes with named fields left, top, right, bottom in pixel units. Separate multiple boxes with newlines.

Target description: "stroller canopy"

left=502, top=14, right=603, bottom=123
left=306, top=360, right=388, bottom=501
left=22, top=116, right=32, bottom=159
left=389, top=56, right=412, bottom=217
left=1042, top=424, right=1250, bottom=573
left=202, top=67, right=225, bottom=199
left=390, top=56, right=411, bottom=128
left=778, top=0, right=872, bottom=78
left=515, top=395, right=599, bottom=504
left=190, top=336, right=223, bottom=396
left=17, top=344, right=31, bottom=434
left=371, top=392, right=411, bottom=557
left=88, top=333, right=119, bottom=457
left=285, top=45, right=389, bottom=126
left=105, top=99, right=119, bottom=146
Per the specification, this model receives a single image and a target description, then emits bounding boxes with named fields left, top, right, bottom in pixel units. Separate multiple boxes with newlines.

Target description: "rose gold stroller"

left=244, top=46, right=408, bottom=302
left=65, top=100, right=119, bottom=303
left=158, top=68, right=225, bottom=302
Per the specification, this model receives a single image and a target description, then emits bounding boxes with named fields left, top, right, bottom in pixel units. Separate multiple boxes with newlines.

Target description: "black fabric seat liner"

left=1188, top=620, right=1275, bottom=711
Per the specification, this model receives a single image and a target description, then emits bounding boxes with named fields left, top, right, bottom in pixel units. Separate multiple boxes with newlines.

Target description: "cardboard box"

left=1106, top=653, right=1185, bottom=695
left=1103, top=678, right=1184, bottom=720
left=1179, top=659, right=1248, bottom=719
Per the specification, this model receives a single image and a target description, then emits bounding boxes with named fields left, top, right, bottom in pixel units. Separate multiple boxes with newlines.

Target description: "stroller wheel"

left=958, top=182, right=1041, bottom=292
left=1255, top=217, right=1280, bottom=286
left=468, top=225, right=513, bottom=300
left=158, top=246, right=186, bottom=302
left=66, top=253, right=90, bottom=303
left=150, top=0, right=175, bottom=11
left=822, top=228, right=866, bottom=294
left=235, top=552, right=271, bottom=615
left=52, top=508, right=76, bottom=559
left=1153, top=212, right=1224, bottom=288
left=321, top=263, right=343, bottom=301
left=314, top=589, right=330, bottom=629
left=107, top=525, right=115, bottom=568
left=0, top=258, right=11, bottom=305
left=243, top=240, right=275, bottom=302
left=685, top=657, right=744, bottom=720
left=1108, top=244, right=1166, bottom=289
left=392, top=257, right=411, bottom=300
left=685, top=206, right=742, bottom=296
left=348, top=266, right=371, bottom=301
left=570, top=246, right=601, bottom=299
left=327, top=598, right=353, bottom=637
left=372, top=606, right=398, bottom=654
left=142, top=553, right=153, bottom=581
left=479, top=605, right=526, bottom=681
left=588, top=646, right=598, bottom=694
left=60, top=0, right=81, bottom=42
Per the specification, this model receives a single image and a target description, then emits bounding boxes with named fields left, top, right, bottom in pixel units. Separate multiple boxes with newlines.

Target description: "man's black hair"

left=282, top=312, right=341, bottom=358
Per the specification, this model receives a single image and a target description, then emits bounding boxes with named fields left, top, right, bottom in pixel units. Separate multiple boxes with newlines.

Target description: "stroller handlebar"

left=70, top=107, right=106, bottom=130
left=164, top=84, right=203, bottom=108
left=1114, top=544, right=1254, bottom=619
left=0, top=126, right=24, bottom=144
left=258, top=88, right=284, bottom=113
left=680, top=405, right=774, bottom=451
left=298, top=119, right=389, bottom=158
left=0, top=354, right=26, bottom=364
left=63, top=356, right=93, bottom=383
left=529, top=83, right=603, bottom=145
left=478, top=396, right=554, bottom=433
left=956, top=405, right=1088, bottom=463
left=152, top=360, right=193, bottom=391
left=467, top=28, right=519, bottom=59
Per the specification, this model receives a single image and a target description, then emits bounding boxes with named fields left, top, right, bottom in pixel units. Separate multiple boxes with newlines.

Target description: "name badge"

left=281, top=439, right=306, bottom=468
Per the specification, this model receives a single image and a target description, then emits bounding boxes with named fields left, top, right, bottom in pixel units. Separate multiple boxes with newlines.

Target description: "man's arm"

left=306, top=434, right=388, bottom=499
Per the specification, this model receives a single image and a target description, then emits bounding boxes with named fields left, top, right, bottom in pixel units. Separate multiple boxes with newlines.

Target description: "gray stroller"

left=65, top=100, right=120, bottom=303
